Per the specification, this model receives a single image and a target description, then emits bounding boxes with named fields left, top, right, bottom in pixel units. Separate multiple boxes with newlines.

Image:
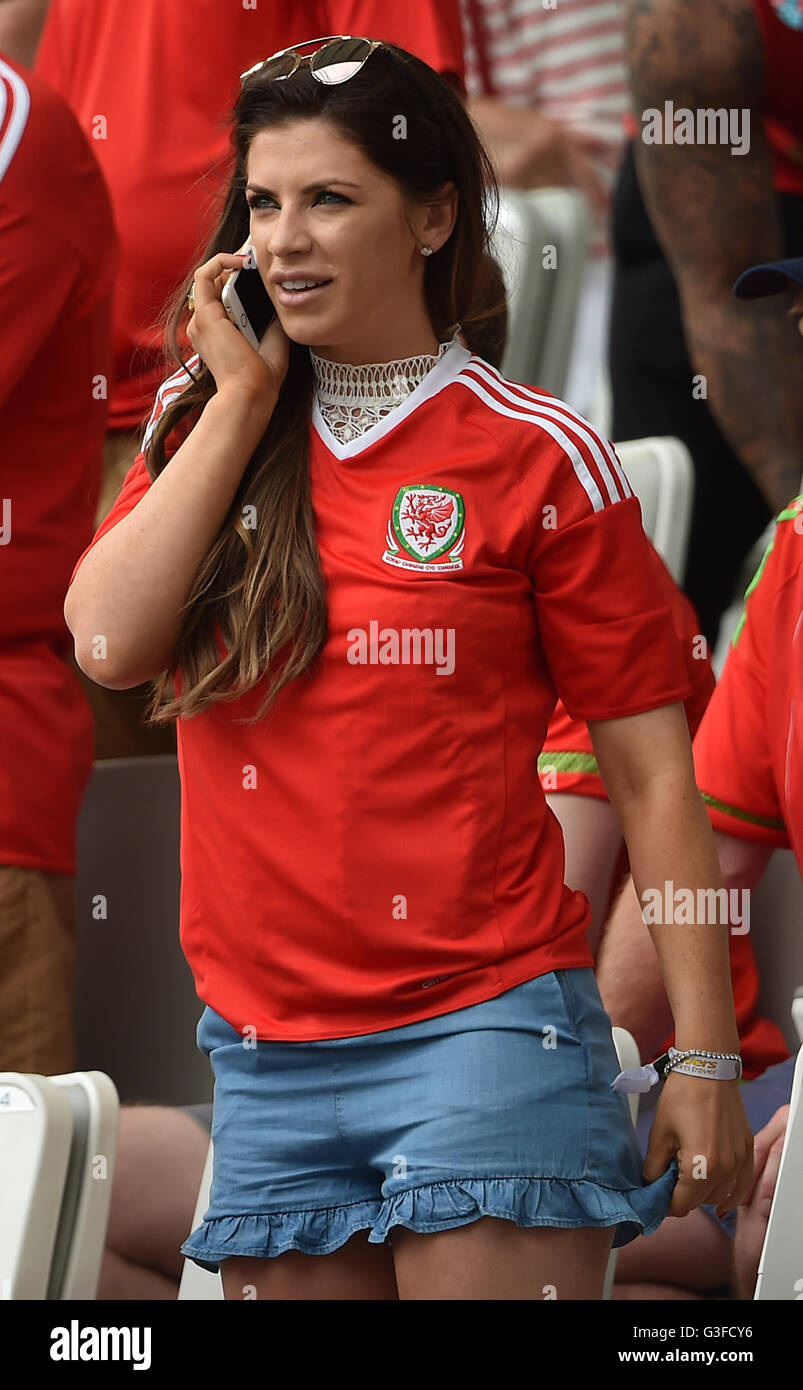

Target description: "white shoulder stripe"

left=142, top=355, right=200, bottom=449
left=0, top=59, right=31, bottom=185
left=465, top=360, right=632, bottom=505
left=457, top=370, right=605, bottom=511
left=475, top=364, right=634, bottom=503
left=158, top=354, right=201, bottom=396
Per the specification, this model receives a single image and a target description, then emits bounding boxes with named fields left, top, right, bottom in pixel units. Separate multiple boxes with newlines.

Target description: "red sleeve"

left=324, top=0, right=465, bottom=93
left=0, top=212, right=82, bottom=409
left=693, top=521, right=791, bottom=849
left=67, top=452, right=152, bottom=589
left=67, top=355, right=200, bottom=588
left=523, top=431, right=693, bottom=724
left=539, top=542, right=715, bottom=797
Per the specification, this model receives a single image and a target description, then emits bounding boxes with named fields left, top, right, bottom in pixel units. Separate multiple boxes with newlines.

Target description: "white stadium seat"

left=0, top=1070, right=118, bottom=1299
left=613, top=436, right=695, bottom=586
left=754, top=1040, right=803, bottom=1300
left=491, top=186, right=589, bottom=397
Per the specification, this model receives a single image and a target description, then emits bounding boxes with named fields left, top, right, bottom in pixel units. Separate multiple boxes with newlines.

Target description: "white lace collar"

left=309, top=332, right=459, bottom=445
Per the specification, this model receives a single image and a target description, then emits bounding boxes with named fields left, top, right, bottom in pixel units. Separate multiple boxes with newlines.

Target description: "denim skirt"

left=180, top=967, right=679, bottom=1271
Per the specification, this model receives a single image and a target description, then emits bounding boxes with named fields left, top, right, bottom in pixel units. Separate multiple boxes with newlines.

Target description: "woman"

left=65, top=36, right=753, bottom=1301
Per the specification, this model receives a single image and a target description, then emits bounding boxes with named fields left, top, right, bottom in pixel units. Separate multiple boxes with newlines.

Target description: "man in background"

left=611, top=0, right=803, bottom=651
left=0, top=47, right=117, bottom=1072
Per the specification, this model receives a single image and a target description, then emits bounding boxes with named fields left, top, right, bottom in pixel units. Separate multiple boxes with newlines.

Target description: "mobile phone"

left=222, top=247, right=275, bottom=349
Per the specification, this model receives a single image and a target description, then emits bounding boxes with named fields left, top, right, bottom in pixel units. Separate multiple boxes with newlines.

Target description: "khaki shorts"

left=0, top=865, right=77, bottom=1075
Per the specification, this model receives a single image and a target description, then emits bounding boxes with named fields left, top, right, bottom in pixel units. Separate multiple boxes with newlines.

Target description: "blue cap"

left=733, top=256, right=803, bottom=299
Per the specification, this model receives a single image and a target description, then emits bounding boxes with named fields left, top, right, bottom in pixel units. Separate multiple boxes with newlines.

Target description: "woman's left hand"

left=641, top=1071, right=755, bottom=1219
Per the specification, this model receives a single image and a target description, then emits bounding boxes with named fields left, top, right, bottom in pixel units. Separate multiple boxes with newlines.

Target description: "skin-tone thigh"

left=221, top=1219, right=615, bottom=1300
left=221, top=1231, right=399, bottom=1300
left=390, top=1218, right=615, bottom=1300
left=613, top=1209, right=732, bottom=1294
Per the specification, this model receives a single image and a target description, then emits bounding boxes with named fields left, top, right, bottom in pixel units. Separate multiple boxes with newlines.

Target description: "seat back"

left=0, top=1074, right=72, bottom=1298
left=747, top=850, right=803, bottom=1054
left=754, top=1042, right=803, bottom=1299
left=48, top=1071, right=119, bottom=1298
left=491, top=187, right=589, bottom=396
left=601, top=1026, right=641, bottom=1300
left=177, top=1138, right=223, bottom=1300
left=0, top=1070, right=118, bottom=1299
left=73, top=756, right=211, bottom=1106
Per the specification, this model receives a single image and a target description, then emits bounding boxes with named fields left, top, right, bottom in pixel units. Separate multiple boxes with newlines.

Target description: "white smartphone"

left=222, top=246, right=276, bottom=349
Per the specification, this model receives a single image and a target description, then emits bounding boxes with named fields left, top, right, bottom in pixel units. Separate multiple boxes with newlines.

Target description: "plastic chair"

left=613, top=437, right=695, bottom=585
left=753, top=1039, right=803, bottom=1299
left=491, top=187, right=589, bottom=396
left=749, top=849, right=803, bottom=1055
left=600, top=1027, right=642, bottom=1300
left=0, top=1070, right=118, bottom=1299
left=73, top=755, right=211, bottom=1107
left=177, top=1139, right=222, bottom=1300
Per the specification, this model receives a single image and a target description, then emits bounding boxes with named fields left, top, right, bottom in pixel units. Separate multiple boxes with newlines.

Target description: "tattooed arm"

left=625, top=0, right=803, bottom=513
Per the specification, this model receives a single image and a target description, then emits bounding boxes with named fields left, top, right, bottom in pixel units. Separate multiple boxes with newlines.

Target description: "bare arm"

left=596, top=829, right=773, bottom=1058
left=625, top=0, right=803, bottom=512
left=589, top=703, right=744, bottom=1052
left=0, top=0, right=50, bottom=65
left=65, top=247, right=289, bottom=689
left=64, top=390, right=274, bottom=689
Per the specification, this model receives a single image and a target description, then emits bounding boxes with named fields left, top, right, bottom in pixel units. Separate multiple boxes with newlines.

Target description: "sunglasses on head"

left=240, top=35, right=385, bottom=87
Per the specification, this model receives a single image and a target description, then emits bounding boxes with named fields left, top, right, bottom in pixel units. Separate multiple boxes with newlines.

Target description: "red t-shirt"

left=35, top=0, right=465, bottom=433
left=694, top=496, right=803, bottom=853
left=689, top=499, right=803, bottom=1075
left=539, top=550, right=790, bottom=1080
left=0, top=53, right=117, bottom=873
left=69, top=348, right=692, bottom=1039
left=622, top=0, right=803, bottom=196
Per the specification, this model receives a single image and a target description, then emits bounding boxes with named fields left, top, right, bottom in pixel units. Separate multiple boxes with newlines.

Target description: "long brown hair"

left=144, top=43, right=503, bottom=725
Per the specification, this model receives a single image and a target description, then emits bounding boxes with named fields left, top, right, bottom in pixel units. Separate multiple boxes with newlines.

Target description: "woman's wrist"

left=672, top=1029, right=741, bottom=1054
left=211, top=383, right=277, bottom=424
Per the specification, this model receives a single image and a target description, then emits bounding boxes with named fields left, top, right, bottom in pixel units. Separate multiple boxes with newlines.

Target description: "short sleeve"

left=68, top=453, right=152, bottom=589
left=527, top=447, right=693, bottom=723
left=539, top=539, right=714, bottom=794
left=693, top=525, right=791, bottom=848
left=66, top=355, right=199, bottom=589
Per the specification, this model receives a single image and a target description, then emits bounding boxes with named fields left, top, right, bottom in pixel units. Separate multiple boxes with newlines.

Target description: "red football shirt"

left=35, top=0, right=465, bottom=432
left=539, top=551, right=789, bottom=1080
left=0, top=53, right=117, bottom=873
left=69, top=347, right=692, bottom=1039
left=694, top=497, right=803, bottom=853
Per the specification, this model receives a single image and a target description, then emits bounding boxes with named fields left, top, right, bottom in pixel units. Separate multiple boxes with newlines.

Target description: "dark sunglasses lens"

left=254, top=51, right=297, bottom=81
left=310, top=38, right=372, bottom=84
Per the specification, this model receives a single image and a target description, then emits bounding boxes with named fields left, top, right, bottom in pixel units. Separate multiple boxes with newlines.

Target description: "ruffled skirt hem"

left=180, top=1163, right=679, bottom=1272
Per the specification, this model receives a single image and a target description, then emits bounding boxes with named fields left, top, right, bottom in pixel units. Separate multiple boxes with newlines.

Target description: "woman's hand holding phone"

left=187, top=246, right=289, bottom=408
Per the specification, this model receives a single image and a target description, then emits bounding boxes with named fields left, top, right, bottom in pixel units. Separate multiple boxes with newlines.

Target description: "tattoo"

left=623, top=0, right=803, bottom=510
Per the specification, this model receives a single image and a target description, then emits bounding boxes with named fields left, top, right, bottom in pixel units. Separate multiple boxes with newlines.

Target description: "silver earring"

left=420, top=245, right=433, bottom=257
